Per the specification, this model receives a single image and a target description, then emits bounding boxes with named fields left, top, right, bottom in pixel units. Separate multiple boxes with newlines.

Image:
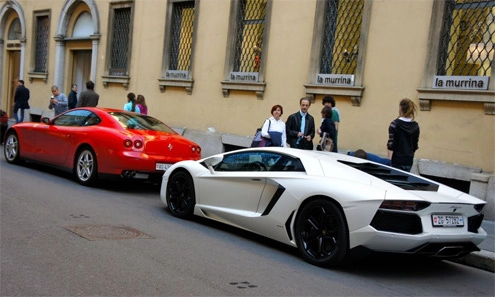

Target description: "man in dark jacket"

left=68, top=84, right=78, bottom=109
left=285, top=97, right=315, bottom=150
left=77, top=80, right=99, bottom=107
left=13, top=79, right=30, bottom=123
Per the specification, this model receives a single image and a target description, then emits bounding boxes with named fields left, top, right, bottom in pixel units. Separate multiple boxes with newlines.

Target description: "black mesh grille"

left=34, top=15, right=49, bottom=72
left=169, top=1, right=195, bottom=71
left=370, top=211, right=423, bottom=235
left=320, top=0, right=363, bottom=74
left=437, top=0, right=495, bottom=76
left=233, top=0, right=266, bottom=73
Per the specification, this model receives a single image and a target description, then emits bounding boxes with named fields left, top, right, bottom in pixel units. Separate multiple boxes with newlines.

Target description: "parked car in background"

left=160, top=147, right=487, bottom=267
left=3, top=107, right=201, bottom=186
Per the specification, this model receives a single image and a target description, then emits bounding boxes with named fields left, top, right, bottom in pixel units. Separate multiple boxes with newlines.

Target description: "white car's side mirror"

left=204, top=155, right=223, bottom=174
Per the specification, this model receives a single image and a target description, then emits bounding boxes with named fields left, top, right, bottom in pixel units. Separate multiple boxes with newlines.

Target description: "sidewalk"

left=450, top=220, right=495, bottom=272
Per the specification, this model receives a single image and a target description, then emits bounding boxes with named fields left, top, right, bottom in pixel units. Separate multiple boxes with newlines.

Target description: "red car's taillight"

left=192, top=145, right=201, bottom=154
left=123, top=139, right=133, bottom=148
left=123, top=139, right=144, bottom=149
left=134, top=140, right=143, bottom=148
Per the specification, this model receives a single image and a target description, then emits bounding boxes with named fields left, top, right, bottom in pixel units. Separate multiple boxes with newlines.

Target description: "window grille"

left=110, top=7, right=131, bottom=76
left=169, top=1, right=195, bottom=71
left=34, top=15, right=49, bottom=73
left=233, top=0, right=266, bottom=73
left=438, top=0, right=495, bottom=76
left=320, top=0, right=363, bottom=75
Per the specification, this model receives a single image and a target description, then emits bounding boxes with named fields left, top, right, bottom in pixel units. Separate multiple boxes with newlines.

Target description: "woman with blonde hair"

left=387, top=98, right=420, bottom=172
left=136, top=94, right=148, bottom=115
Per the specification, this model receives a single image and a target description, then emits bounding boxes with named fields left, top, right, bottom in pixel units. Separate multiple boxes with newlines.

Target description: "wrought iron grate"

left=320, top=0, right=363, bottom=75
left=110, top=7, right=131, bottom=76
left=34, top=15, right=49, bottom=73
left=438, top=0, right=495, bottom=76
left=233, top=0, right=267, bottom=73
left=169, top=1, right=195, bottom=71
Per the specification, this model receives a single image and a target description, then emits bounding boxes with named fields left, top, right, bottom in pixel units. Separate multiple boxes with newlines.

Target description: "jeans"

left=13, top=107, right=25, bottom=123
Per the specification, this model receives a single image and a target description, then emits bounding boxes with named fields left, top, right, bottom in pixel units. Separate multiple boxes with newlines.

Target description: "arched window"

left=72, top=11, right=93, bottom=38
left=8, top=18, right=21, bottom=40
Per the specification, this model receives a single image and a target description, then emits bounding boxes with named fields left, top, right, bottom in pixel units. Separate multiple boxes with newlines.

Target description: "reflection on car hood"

left=141, top=132, right=197, bottom=157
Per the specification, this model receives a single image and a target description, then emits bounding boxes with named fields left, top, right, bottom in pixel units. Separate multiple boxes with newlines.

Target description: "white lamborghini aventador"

left=159, top=147, right=487, bottom=267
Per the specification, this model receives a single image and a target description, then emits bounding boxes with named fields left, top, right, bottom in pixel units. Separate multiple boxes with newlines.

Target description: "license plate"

left=432, top=214, right=464, bottom=227
left=156, top=163, right=172, bottom=171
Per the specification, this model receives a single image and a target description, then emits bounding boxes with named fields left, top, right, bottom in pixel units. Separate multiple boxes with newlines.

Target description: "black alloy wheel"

left=295, top=199, right=349, bottom=267
left=166, top=170, right=196, bottom=219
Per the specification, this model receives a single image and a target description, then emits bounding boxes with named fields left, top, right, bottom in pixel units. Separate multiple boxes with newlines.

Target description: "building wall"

left=1, top=0, right=494, bottom=177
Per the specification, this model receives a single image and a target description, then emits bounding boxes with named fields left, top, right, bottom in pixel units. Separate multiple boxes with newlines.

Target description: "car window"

left=53, top=110, right=93, bottom=127
left=109, top=112, right=177, bottom=133
left=82, top=114, right=101, bottom=126
left=213, top=151, right=305, bottom=172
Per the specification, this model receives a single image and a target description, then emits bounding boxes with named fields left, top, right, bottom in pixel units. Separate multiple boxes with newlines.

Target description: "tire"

left=294, top=199, right=349, bottom=267
left=166, top=170, right=196, bottom=219
left=4, top=132, right=20, bottom=164
left=75, top=146, right=98, bottom=186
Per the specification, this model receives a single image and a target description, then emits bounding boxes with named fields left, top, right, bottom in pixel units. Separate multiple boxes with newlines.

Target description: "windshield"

left=109, top=112, right=177, bottom=133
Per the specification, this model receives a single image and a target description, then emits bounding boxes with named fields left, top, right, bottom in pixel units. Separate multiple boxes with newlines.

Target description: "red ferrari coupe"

left=3, top=108, right=202, bottom=186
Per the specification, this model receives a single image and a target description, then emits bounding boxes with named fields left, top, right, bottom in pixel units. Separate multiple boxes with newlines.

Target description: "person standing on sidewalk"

left=13, top=79, right=30, bottom=123
left=387, top=98, right=420, bottom=172
left=285, top=97, right=315, bottom=150
left=48, top=85, right=68, bottom=116
left=68, top=84, right=78, bottom=109
left=77, top=80, right=99, bottom=107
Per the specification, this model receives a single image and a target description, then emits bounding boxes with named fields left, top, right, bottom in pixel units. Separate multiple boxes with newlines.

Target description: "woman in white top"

left=261, top=105, right=287, bottom=147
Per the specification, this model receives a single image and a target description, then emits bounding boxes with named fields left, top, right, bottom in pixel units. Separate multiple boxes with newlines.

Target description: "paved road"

left=1, top=150, right=494, bottom=296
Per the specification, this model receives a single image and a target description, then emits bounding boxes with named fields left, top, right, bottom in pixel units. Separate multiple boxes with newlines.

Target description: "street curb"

left=449, top=250, right=495, bottom=272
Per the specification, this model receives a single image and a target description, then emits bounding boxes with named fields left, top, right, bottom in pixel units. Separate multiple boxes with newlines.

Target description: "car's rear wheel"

left=4, top=132, right=20, bottom=164
left=166, top=170, right=195, bottom=219
left=75, top=146, right=97, bottom=186
left=295, top=199, right=349, bottom=267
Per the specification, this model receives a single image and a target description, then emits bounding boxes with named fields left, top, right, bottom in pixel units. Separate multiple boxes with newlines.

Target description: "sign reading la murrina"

left=316, top=74, right=355, bottom=86
left=433, top=76, right=489, bottom=90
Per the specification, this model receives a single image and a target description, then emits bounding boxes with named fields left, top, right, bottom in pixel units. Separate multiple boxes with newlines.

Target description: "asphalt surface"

left=451, top=220, right=495, bottom=272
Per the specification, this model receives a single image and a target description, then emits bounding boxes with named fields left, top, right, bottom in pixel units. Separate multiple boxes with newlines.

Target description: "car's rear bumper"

left=350, top=225, right=487, bottom=257
left=97, top=150, right=200, bottom=175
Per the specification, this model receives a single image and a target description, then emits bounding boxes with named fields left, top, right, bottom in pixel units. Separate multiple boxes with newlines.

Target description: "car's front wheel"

left=166, top=170, right=195, bottom=219
left=75, top=146, right=97, bottom=186
left=4, top=132, right=20, bottom=164
left=295, top=199, right=349, bottom=267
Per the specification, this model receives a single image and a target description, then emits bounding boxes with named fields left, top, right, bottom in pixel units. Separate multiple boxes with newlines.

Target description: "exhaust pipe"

left=435, top=246, right=465, bottom=257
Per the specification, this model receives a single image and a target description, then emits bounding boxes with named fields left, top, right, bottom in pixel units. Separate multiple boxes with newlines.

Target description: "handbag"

left=317, top=132, right=333, bottom=152
left=250, top=119, right=271, bottom=147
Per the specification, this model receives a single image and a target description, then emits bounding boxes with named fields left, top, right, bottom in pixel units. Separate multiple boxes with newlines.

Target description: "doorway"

left=6, top=50, right=20, bottom=117
left=71, top=50, right=92, bottom=92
